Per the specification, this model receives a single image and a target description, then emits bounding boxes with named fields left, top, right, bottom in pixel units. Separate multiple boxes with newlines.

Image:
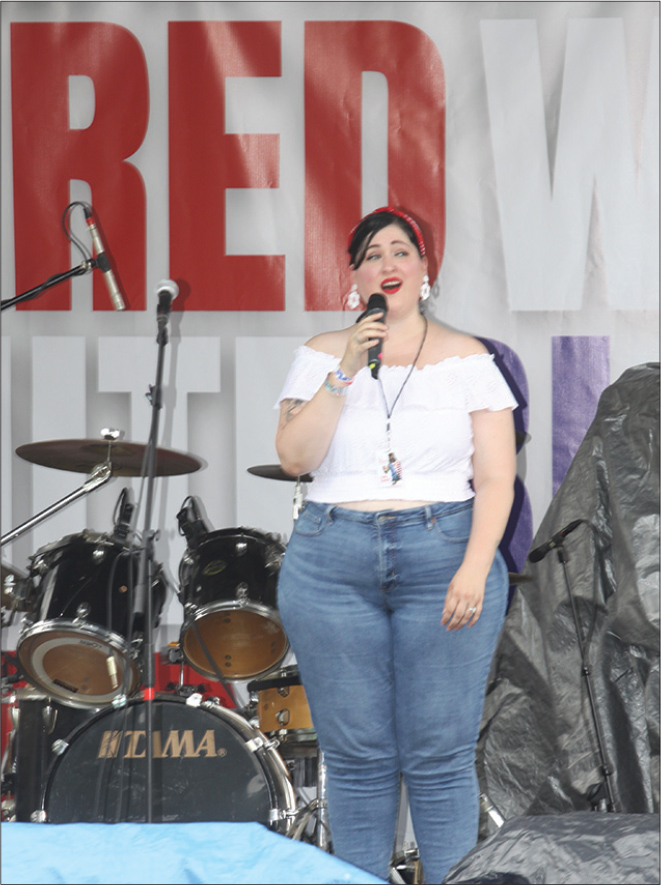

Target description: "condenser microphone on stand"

left=83, top=205, right=126, bottom=311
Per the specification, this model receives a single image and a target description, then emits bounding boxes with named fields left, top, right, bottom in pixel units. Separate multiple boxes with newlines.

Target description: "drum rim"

left=183, top=526, right=283, bottom=545
left=30, top=530, right=125, bottom=560
left=181, top=599, right=286, bottom=628
left=17, top=619, right=137, bottom=709
left=41, top=694, right=297, bottom=824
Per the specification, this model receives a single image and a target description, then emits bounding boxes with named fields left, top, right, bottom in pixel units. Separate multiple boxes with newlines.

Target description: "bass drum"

left=43, top=696, right=297, bottom=829
left=179, top=528, right=288, bottom=680
left=17, top=532, right=166, bottom=709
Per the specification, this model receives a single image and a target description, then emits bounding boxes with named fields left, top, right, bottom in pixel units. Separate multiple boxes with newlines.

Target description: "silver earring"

left=419, top=274, right=431, bottom=301
left=346, top=284, right=361, bottom=309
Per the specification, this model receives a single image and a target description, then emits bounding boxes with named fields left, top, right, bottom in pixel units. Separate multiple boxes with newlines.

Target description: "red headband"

left=348, top=206, right=426, bottom=257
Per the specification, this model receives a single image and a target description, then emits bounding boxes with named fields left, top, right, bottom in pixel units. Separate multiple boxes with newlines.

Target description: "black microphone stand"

left=1, top=261, right=91, bottom=311
left=555, top=541, right=616, bottom=812
left=131, top=292, right=172, bottom=823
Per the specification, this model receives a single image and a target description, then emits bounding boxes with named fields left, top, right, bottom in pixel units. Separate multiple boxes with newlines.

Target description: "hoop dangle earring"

left=419, top=274, right=431, bottom=301
left=346, top=284, right=361, bottom=310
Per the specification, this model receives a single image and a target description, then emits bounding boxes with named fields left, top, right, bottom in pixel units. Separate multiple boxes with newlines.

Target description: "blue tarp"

left=1, top=821, right=387, bottom=885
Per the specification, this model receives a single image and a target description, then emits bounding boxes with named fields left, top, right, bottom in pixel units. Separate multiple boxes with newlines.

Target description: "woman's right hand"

left=339, top=311, right=388, bottom=379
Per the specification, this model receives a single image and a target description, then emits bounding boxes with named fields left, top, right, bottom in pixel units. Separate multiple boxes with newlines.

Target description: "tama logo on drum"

left=97, top=729, right=227, bottom=759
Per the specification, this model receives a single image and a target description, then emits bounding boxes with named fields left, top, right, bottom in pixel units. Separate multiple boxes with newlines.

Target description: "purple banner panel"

left=480, top=338, right=533, bottom=579
left=552, top=336, right=610, bottom=494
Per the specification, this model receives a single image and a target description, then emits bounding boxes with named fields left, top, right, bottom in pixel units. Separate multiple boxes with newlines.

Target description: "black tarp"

left=444, top=812, right=660, bottom=885
left=477, top=363, right=659, bottom=821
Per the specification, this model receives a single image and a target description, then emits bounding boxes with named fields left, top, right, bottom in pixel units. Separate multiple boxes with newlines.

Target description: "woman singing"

left=275, top=207, right=517, bottom=883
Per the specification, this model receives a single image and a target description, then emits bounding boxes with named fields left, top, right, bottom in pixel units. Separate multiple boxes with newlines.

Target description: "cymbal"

left=248, top=464, right=313, bottom=484
left=16, top=439, right=206, bottom=477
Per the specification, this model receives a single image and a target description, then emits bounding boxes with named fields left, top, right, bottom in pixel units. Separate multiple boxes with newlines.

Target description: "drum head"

left=44, top=697, right=295, bottom=825
left=181, top=607, right=288, bottom=681
left=17, top=623, right=137, bottom=709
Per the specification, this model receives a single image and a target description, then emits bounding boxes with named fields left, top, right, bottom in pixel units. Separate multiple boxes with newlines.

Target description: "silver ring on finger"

left=467, top=606, right=477, bottom=614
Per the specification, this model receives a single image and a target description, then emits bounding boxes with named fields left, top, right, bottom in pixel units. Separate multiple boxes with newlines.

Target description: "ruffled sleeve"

left=460, top=354, right=518, bottom=412
left=274, top=346, right=339, bottom=408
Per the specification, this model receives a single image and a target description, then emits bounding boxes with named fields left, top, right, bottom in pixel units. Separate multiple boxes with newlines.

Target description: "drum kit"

left=2, top=432, right=530, bottom=882
left=1, top=436, right=328, bottom=847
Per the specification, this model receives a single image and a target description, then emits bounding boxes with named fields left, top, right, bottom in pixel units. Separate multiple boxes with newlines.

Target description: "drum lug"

left=51, top=739, right=69, bottom=757
left=111, top=694, right=128, bottom=709
left=30, top=809, right=47, bottom=823
left=31, top=555, right=49, bottom=577
left=236, top=583, right=249, bottom=606
left=265, top=544, right=284, bottom=572
left=235, top=540, right=248, bottom=557
left=75, top=602, right=91, bottom=620
left=42, top=704, right=57, bottom=734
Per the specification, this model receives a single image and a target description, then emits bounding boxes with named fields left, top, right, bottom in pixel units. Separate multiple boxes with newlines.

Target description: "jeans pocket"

left=292, top=502, right=329, bottom=537
left=431, top=501, right=473, bottom=544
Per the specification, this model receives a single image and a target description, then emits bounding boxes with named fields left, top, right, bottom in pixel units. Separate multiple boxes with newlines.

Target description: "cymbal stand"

left=1, top=461, right=112, bottom=548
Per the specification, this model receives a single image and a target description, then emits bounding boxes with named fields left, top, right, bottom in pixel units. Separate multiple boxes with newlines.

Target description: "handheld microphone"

left=528, top=519, right=584, bottom=563
left=83, top=206, right=126, bottom=311
left=156, top=279, right=179, bottom=323
left=364, top=293, right=387, bottom=379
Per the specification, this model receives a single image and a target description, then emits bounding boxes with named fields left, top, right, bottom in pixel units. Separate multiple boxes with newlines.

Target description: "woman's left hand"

left=441, top=566, right=486, bottom=631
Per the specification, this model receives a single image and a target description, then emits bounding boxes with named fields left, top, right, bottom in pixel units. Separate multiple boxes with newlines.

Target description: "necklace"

left=376, top=316, right=428, bottom=484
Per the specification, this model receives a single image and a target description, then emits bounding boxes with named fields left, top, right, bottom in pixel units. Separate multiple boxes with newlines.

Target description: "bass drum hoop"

left=17, top=619, right=138, bottom=710
left=42, top=696, right=296, bottom=828
left=180, top=601, right=289, bottom=681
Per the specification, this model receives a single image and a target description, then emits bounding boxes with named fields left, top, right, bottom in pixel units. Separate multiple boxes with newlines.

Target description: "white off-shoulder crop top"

left=275, top=346, right=518, bottom=504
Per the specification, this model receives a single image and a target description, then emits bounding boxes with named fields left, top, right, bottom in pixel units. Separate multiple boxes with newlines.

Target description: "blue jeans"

left=277, top=500, right=508, bottom=884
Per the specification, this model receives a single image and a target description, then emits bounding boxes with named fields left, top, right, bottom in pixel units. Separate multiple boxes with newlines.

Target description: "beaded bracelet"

left=333, top=366, right=353, bottom=385
left=324, top=377, right=348, bottom=397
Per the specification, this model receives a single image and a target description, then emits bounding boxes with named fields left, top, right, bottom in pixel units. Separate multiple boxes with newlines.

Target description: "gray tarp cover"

left=477, top=364, right=659, bottom=819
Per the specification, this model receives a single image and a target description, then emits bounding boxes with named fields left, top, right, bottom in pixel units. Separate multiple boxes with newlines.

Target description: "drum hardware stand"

left=533, top=523, right=617, bottom=813
left=0, top=461, right=112, bottom=549
left=290, top=749, right=331, bottom=850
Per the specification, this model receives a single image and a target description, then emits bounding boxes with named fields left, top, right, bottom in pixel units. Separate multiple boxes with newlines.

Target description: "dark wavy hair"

left=347, top=208, right=426, bottom=269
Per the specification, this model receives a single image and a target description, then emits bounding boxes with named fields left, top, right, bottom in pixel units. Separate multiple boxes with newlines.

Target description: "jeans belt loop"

left=424, top=504, right=434, bottom=530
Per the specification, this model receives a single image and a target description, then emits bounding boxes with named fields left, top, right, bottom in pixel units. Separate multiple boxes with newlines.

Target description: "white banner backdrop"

left=1, top=1, right=658, bottom=647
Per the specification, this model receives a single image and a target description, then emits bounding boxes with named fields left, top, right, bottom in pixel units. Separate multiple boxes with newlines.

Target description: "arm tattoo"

left=282, top=398, right=304, bottom=424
